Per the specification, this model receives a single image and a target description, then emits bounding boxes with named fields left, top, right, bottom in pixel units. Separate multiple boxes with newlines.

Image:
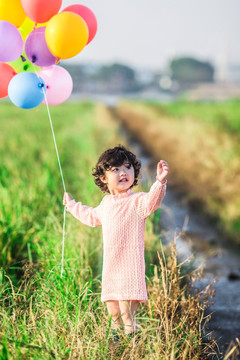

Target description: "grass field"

left=116, top=99, right=240, bottom=244
left=0, top=101, right=238, bottom=359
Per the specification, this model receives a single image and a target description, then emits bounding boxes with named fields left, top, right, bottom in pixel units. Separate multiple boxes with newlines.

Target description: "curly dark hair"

left=92, top=145, right=141, bottom=193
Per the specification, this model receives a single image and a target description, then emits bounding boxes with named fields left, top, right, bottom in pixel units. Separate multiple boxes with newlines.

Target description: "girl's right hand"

left=63, top=192, right=74, bottom=206
left=157, top=160, right=169, bottom=184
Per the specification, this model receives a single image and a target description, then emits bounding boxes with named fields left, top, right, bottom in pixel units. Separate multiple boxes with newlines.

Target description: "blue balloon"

left=8, top=72, right=46, bottom=109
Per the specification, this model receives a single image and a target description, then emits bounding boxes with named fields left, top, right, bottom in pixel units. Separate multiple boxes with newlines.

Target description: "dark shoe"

left=111, top=329, right=121, bottom=343
left=128, top=331, right=141, bottom=344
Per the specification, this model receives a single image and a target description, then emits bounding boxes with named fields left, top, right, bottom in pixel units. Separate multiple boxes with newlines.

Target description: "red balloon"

left=62, top=5, right=97, bottom=44
left=20, top=0, right=62, bottom=23
left=0, top=62, right=16, bottom=98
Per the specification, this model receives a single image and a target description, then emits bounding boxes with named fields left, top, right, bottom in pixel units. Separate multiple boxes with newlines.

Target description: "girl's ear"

left=100, top=175, right=107, bottom=184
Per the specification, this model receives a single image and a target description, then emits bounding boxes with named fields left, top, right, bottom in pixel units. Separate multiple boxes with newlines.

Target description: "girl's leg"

left=106, top=300, right=123, bottom=331
left=118, top=300, right=140, bottom=335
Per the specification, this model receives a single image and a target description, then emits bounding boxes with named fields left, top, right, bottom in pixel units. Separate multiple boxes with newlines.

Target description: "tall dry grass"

left=1, top=238, right=239, bottom=359
left=115, top=101, right=240, bottom=244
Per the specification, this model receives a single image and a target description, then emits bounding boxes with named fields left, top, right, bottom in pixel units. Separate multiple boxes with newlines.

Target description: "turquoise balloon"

left=8, top=72, right=46, bottom=109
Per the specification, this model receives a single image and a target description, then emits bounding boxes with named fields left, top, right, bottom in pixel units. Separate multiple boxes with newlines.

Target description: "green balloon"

left=8, top=51, right=40, bottom=73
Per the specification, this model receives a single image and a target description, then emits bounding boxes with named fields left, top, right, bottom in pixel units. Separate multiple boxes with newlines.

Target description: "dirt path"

left=109, top=105, right=240, bottom=356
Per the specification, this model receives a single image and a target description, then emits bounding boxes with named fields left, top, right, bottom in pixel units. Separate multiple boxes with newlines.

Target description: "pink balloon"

left=0, top=21, right=23, bottom=62
left=62, top=5, right=97, bottom=44
left=25, top=27, right=56, bottom=66
left=38, top=65, right=73, bottom=105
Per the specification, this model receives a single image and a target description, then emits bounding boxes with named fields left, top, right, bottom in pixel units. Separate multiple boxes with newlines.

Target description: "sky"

left=62, top=0, right=240, bottom=71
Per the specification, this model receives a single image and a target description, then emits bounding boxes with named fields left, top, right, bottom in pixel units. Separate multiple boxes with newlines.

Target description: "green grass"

left=0, top=101, right=116, bottom=358
left=0, top=101, right=237, bottom=359
left=0, top=101, right=103, bottom=280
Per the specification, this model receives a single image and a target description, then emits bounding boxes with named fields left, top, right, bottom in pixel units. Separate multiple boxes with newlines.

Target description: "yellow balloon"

left=45, top=12, right=89, bottom=60
left=19, top=17, right=48, bottom=40
left=0, top=0, right=26, bottom=28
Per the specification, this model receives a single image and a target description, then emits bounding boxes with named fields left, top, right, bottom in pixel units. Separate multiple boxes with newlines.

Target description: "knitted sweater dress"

left=66, top=179, right=166, bottom=303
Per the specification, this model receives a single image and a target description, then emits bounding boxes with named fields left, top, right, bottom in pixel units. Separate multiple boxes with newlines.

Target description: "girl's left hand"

left=157, top=160, right=169, bottom=184
left=63, top=192, right=74, bottom=206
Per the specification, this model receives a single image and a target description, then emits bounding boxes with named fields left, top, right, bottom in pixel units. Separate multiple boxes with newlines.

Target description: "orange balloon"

left=45, top=12, right=89, bottom=59
left=0, top=62, right=16, bottom=98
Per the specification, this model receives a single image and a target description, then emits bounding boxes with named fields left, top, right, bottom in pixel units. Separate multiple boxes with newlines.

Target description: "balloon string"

left=61, top=206, right=66, bottom=278
left=33, top=65, right=67, bottom=278
left=42, top=89, right=66, bottom=193
left=43, top=89, right=67, bottom=278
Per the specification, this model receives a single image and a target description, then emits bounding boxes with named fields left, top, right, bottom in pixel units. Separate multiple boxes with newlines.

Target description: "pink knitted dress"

left=66, top=180, right=166, bottom=303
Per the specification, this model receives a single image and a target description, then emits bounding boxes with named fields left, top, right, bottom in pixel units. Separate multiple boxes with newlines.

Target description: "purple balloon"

left=0, top=21, right=23, bottom=62
left=25, top=27, right=56, bottom=66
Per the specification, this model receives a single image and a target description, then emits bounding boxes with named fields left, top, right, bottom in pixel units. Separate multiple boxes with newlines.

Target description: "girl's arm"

left=134, top=160, right=169, bottom=218
left=63, top=193, right=102, bottom=227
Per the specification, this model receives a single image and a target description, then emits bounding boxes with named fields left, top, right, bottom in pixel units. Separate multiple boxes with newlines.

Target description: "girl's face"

left=100, top=161, right=135, bottom=195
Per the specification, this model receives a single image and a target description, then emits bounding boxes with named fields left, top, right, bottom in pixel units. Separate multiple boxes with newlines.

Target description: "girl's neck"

left=109, top=188, right=133, bottom=197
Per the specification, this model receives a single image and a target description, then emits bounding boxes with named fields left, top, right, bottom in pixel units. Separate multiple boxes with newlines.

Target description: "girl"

left=63, top=145, right=169, bottom=341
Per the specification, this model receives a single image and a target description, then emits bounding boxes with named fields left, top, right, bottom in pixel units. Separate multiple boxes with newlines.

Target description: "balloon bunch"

left=0, top=0, right=97, bottom=108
